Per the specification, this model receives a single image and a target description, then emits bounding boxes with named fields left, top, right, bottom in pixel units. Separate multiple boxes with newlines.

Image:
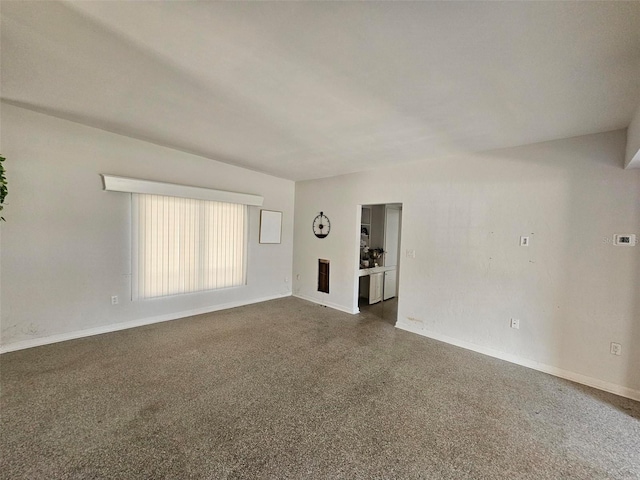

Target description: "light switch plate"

left=520, top=236, right=530, bottom=247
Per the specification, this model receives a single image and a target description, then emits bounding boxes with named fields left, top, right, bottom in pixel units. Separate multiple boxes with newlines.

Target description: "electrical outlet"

left=520, top=236, right=530, bottom=247
left=613, top=234, right=636, bottom=246
left=111, top=296, right=118, bottom=305
left=610, top=342, right=622, bottom=356
left=510, top=318, right=520, bottom=329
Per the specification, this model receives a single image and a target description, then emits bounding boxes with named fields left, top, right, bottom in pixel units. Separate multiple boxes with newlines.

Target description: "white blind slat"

left=132, top=194, right=246, bottom=299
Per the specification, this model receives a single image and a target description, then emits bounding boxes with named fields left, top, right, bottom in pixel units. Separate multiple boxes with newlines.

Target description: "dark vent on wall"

left=318, top=259, right=330, bottom=294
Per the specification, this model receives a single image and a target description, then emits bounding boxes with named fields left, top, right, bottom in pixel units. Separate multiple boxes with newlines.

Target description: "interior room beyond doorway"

left=358, top=204, right=402, bottom=325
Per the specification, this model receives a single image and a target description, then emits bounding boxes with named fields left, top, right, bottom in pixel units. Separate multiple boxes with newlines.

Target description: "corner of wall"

left=625, top=103, right=640, bottom=168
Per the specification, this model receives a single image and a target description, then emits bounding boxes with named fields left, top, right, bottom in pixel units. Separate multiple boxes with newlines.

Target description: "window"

left=132, top=194, right=247, bottom=299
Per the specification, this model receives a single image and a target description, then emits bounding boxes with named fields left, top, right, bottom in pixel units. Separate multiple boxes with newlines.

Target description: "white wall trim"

left=396, top=320, right=640, bottom=402
left=626, top=148, right=640, bottom=169
left=102, top=174, right=264, bottom=206
left=625, top=103, right=640, bottom=168
left=294, top=294, right=359, bottom=315
left=0, top=293, right=290, bottom=354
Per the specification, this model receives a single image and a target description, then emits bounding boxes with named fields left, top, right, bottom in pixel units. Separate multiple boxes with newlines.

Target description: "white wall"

left=626, top=103, right=640, bottom=168
left=293, top=130, right=640, bottom=398
left=0, top=104, right=294, bottom=350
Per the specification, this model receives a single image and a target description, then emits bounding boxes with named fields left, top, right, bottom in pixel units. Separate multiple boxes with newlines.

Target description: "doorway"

left=357, top=203, right=402, bottom=325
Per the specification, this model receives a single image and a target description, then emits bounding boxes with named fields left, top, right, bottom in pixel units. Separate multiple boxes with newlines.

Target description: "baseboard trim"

left=396, top=320, right=640, bottom=402
left=293, top=294, right=358, bottom=315
left=0, top=293, right=292, bottom=354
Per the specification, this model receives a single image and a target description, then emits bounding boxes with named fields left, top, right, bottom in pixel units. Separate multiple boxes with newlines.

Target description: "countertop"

left=358, top=265, right=396, bottom=277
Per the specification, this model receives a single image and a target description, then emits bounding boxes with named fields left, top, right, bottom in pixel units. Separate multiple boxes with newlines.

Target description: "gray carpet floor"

left=1, top=297, right=638, bottom=479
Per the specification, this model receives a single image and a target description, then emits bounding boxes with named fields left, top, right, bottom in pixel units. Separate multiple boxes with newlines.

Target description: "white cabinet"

left=358, top=266, right=395, bottom=304
left=384, top=269, right=397, bottom=300
left=369, top=272, right=384, bottom=304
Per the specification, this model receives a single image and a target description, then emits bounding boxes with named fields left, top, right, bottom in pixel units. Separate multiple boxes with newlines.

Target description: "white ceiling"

left=2, top=1, right=640, bottom=180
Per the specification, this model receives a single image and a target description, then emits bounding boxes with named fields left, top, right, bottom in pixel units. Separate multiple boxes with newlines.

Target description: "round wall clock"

left=312, top=211, right=331, bottom=238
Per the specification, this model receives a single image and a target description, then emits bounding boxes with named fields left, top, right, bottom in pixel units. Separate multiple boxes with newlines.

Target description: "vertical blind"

left=132, top=194, right=247, bottom=299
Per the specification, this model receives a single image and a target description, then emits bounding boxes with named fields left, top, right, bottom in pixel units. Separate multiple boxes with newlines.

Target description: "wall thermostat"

left=613, top=234, right=636, bottom=246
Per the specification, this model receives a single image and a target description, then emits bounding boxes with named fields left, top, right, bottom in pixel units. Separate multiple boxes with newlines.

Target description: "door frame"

left=353, top=202, right=403, bottom=320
